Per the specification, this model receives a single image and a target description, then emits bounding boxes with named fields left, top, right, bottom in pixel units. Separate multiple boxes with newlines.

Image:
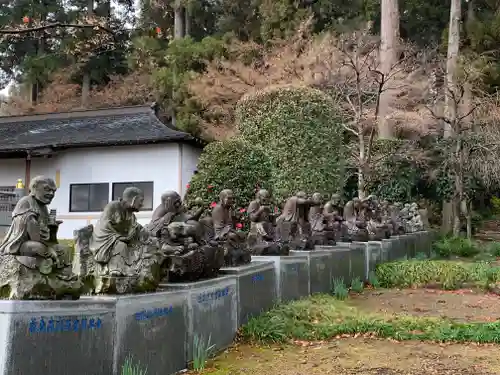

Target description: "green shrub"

left=350, top=277, right=364, bottom=293
left=186, top=138, right=273, bottom=207
left=488, top=242, right=500, bottom=257
left=235, top=85, right=344, bottom=202
left=122, top=357, right=147, bottom=375
left=432, top=236, right=480, bottom=258
left=332, top=277, right=348, bottom=300
left=368, top=271, right=380, bottom=287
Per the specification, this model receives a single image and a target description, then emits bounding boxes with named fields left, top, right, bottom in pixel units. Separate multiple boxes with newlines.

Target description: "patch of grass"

left=368, top=271, right=380, bottom=288
left=122, top=357, right=147, bottom=375
left=432, top=236, right=480, bottom=258
left=350, top=277, right=364, bottom=293
left=332, top=277, right=348, bottom=300
left=487, top=242, right=500, bottom=257
left=376, top=260, right=500, bottom=290
left=414, top=252, right=428, bottom=260
left=240, top=294, right=500, bottom=344
left=192, top=334, right=216, bottom=371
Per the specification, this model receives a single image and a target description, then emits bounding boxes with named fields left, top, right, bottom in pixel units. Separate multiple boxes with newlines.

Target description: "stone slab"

left=161, top=275, right=238, bottom=361
left=388, top=236, right=406, bottom=260
left=380, top=238, right=394, bottom=262
left=289, top=250, right=333, bottom=294
left=90, top=291, right=188, bottom=375
left=317, top=244, right=351, bottom=287
left=0, top=299, right=115, bottom=375
left=252, top=255, right=309, bottom=303
left=350, top=242, right=367, bottom=281
left=365, top=241, right=383, bottom=280
left=220, top=261, right=277, bottom=325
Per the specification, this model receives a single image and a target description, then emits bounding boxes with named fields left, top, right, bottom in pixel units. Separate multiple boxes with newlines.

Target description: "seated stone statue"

left=276, top=191, right=314, bottom=250
left=342, top=198, right=369, bottom=242
left=400, top=203, right=412, bottom=232
left=0, top=176, right=82, bottom=299
left=408, top=202, right=424, bottom=232
left=308, top=193, right=336, bottom=245
left=247, top=189, right=289, bottom=255
left=363, top=196, right=390, bottom=240
left=389, top=202, right=405, bottom=234
left=323, top=193, right=346, bottom=241
left=212, top=189, right=251, bottom=266
left=75, top=187, right=164, bottom=294
left=146, top=191, right=223, bottom=281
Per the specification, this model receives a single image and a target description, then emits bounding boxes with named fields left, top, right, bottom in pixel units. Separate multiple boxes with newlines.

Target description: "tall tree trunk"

left=442, top=0, right=462, bottom=234
left=174, top=0, right=185, bottom=39
left=184, top=4, right=191, bottom=37
left=81, top=0, right=94, bottom=108
left=378, top=0, right=400, bottom=139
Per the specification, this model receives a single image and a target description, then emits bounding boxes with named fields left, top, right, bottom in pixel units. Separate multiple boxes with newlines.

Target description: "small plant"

left=432, top=236, right=480, bottom=258
left=192, top=333, right=215, bottom=371
left=332, top=277, right=348, bottom=300
left=414, top=252, right=428, bottom=260
left=488, top=242, right=500, bottom=257
left=368, top=271, right=380, bottom=288
left=122, top=356, right=147, bottom=375
left=350, top=277, right=364, bottom=293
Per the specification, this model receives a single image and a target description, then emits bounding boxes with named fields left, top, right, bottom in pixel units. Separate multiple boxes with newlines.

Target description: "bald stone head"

left=30, top=176, right=57, bottom=205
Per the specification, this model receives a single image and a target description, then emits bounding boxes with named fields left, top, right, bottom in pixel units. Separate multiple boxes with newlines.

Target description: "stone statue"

left=0, top=176, right=82, bottom=299
left=246, top=189, right=289, bottom=255
left=362, top=195, right=390, bottom=240
left=212, top=189, right=251, bottom=266
left=75, top=187, right=164, bottom=294
left=146, top=191, right=224, bottom=281
left=308, top=193, right=336, bottom=245
left=323, top=193, right=346, bottom=241
left=276, top=192, right=314, bottom=250
left=342, top=198, right=369, bottom=242
left=388, top=202, right=405, bottom=234
left=407, top=202, right=424, bottom=232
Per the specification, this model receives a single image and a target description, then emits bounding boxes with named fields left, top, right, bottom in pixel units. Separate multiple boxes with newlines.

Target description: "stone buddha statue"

left=0, top=176, right=82, bottom=299
left=342, top=198, right=369, bottom=242
left=309, top=192, right=336, bottom=245
left=276, top=191, right=314, bottom=250
left=323, top=193, right=345, bottom=241
left=246, top=189, right=289, bottom=255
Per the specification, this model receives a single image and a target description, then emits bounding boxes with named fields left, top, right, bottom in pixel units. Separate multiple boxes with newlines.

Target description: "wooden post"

left=24, top=151, right=31, bottom=195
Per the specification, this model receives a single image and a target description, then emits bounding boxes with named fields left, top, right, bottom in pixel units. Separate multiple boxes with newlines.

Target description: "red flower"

left=186, top=183, right=190, bottom=189
left=210, top=202, right=217, bottom=208
left=239, top=208, right=246, bottom=213
left=155, top=27, right=161, bottom=34
left=22, top=16, right=30, bottom=23
left=236, top=223, right=243, bottom=229
left=207, top=185, right=213, bottom=190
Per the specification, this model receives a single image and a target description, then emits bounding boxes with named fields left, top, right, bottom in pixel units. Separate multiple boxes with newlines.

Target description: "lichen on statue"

left=212, top=189, right=251, bottom=266
left=0, top=176, right=82, bottom=299
left=246, top=189, right=290, bottom=255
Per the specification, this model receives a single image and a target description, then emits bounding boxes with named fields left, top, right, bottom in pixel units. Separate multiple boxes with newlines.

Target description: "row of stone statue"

left=0, top=177, right=427, bottom=300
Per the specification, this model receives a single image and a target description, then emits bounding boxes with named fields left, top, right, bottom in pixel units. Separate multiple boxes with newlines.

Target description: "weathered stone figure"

left=323, top=193, right=345, bottom=241
left=389, top=202, right=405, bottom=234
left=247, top=189, right=289, bottom=255
left=408, top=202, right=424, bottom=232
left=212, top=189, right=251, bottom=266
left=77, top=187, right=163, bottom=293
left=309, top=193, right=336, bottom=245
left=363, top=196, right=390, bottom=240
left=342, top=198, right=369, bottom=242
left=276, top=191, right=314, bottom=250
left=0, top=176, right=82, bottom=299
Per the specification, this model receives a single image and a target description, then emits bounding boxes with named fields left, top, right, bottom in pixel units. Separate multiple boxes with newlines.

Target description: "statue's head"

left=381, top=200, right=389, bottom=208
left=122, top=187, right=144, bottom=212
left=352, top=197, right=361, bottom=207
left=30, top=176, right=57, bottom=205
left=161, top=191, right=182, bottom=213
left=219, top=189, right=234, bottom=208
left=256, top=189, right=271, bottom=205
left=312, top=192, right=322, bottom=204
left=296, top=191, right=307, bottom=199
left=330, top=193, right=341, bottom=205
left=168, top=222, right=186, bottom=238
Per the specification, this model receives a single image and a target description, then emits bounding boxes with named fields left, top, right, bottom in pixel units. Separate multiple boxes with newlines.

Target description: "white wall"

left=180, top=143, right=203, bottom=197
left=0, top=143, right=201, bottom=238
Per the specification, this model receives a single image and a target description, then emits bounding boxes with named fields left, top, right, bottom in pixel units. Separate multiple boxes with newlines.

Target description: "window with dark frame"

left=112, top=181, right=154, bottom=211
left=69, top=183, right=109, bottom=212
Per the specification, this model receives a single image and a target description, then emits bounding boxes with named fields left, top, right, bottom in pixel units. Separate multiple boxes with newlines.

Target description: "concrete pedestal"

left=252, top=255, right=309, bottom=303
left=289, top=250, right=333, bottom=294
left=0, top=299, right=115, bottom=375
left=405, top=233, right=417, bottom=258
left=317, top=243, right=351, bottom=287
left=381, top=238, right=394, bottom=262
left=365, top=241, right=383, bottom=280
left=220, top=261, right=277, bottom=325
left=91, top=291, right=188, bottom=375
left=350, top=242, right=367, bottom=281
left=388, top=236, right=406, bottom=260
left=161, top=275, right=237, bottom=361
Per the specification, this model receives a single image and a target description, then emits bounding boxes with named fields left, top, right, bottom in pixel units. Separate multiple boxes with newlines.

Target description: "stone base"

left=251, top=255, right=309, bottom=303
left=387, top=236, right=406, bottom=260
left=317, top=244, right=351, bottom=286
left=220, top=261, right=277, bottom=325
left=289, top=250, right=333, bottom=294
left=349, top=242, right=366, bottom=281
left=364, top=242, right=383, bottom=280
left=0, top=299, right=115, bottom=375
left=160, top=276, right=238, bottom=361
left=89, top=291, right=188, bottom=375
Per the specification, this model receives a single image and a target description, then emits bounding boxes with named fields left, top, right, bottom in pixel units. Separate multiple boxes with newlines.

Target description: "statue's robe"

left=212, top=204, right=234, bottom=240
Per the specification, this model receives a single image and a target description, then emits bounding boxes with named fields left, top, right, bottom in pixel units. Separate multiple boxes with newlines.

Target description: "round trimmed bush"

left=185, top=138, right=273, bottom=208
left=235, top=85, right=344, bottom=202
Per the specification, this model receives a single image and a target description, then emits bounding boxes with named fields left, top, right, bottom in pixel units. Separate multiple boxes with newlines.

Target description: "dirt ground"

left=195, top=339, right=500, bottom=374
left=349, top=288, right=500, bottom=322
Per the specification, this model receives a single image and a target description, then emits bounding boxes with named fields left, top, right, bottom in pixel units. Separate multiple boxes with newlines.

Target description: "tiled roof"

left=0, top=105, right=202, bottom=153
